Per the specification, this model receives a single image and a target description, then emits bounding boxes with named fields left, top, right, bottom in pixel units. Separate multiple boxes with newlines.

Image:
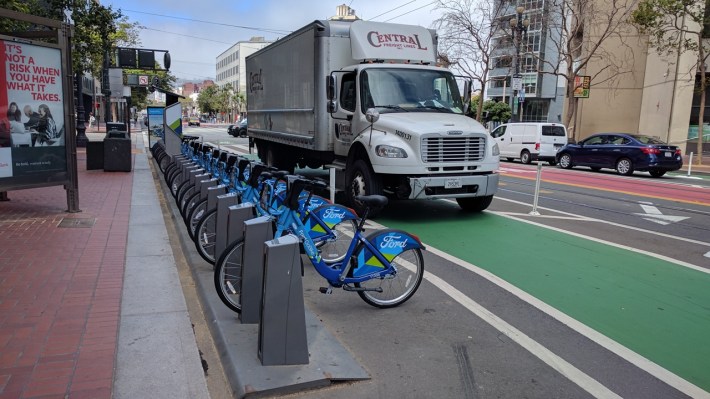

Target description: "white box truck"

left=246, top=19, right=500, bottom=214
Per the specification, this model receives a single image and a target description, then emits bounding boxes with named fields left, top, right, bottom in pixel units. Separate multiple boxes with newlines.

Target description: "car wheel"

left=520, top=150, right=531, bottom=164
left=649, top=170, right=666, bottom=178
left=590, top=167, right=601, bottom=172
left=558, top=153, right=573, bottom=169
left=616, top=158, right=634, bottom=176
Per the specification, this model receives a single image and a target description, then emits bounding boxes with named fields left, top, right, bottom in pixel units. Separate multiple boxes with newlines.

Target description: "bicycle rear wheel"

left=194, top=209, right=217, bottom=264
left=214, top=238, right=244, bottom=313
left=355, top=247, right=424, bottom=308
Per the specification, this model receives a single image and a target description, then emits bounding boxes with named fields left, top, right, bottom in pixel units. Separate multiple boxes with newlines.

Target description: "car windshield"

left=360, top=68, right=464, bottom=114
left=630, top=135, right=667, bottom=145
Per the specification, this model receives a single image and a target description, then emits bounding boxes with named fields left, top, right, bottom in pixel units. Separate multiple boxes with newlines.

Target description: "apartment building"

left=215, top=37, right=272, bottom=94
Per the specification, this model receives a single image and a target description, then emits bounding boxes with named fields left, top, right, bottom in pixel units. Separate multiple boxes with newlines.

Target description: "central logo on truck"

left=249, top=69, right=263, bottom=93
left=367, top=31, right=428, bottom=51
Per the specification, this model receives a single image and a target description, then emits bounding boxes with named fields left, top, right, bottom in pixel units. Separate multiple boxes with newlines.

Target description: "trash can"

left=104, top=131, right=131, bottom=172
left=86, top=140, right=104, bottom=170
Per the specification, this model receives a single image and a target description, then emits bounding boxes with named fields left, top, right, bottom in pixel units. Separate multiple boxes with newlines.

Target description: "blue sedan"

left=555, top=133, right=682, bottom=177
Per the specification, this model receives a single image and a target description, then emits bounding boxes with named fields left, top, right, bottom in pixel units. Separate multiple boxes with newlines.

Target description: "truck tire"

left=347, top=159, right=383, bottom=216
left=266, top=143, right=295, bottom=172
left=456, top=195, right=493, bottom=212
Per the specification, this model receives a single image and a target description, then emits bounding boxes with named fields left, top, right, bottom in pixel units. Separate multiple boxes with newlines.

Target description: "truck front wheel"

left=456, top=195, right=493, bottom=212
left=347, top=159, right=383, bottom=216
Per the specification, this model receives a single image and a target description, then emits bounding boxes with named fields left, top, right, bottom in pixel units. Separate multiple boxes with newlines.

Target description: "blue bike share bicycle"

left=214, top=175, right=425, bottom=312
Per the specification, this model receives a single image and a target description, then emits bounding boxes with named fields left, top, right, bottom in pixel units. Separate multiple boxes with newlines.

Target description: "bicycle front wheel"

left=317, top=219, right=357, bottom=264
left=187, top=199, right=209, bottom=239
left=355, top=247, right=424, bottom=308
left=214, top=238, right=244, bottom=313
left=194, top=209, right=217, bottom=264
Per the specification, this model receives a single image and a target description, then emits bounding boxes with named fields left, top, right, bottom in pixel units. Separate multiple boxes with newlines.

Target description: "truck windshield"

left=360, top=68, right=465, bottom=114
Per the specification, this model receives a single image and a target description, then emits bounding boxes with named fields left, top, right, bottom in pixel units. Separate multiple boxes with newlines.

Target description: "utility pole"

left=508, top=6, right=528, bottom=122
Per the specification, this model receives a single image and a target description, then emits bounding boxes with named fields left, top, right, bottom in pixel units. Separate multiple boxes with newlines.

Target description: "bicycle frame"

left=272, top=180, right=423, bottom=286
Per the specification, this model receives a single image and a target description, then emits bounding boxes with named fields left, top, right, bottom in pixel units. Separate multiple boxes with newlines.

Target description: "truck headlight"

left=492, top=143, right=500, bottom=156
left=376, top=145, right=408, bottom=158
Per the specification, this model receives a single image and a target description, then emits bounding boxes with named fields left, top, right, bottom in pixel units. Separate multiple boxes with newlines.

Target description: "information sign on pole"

left=573, top=75, right=591, bottom=98
left=512, top=75, right=523, bottom=91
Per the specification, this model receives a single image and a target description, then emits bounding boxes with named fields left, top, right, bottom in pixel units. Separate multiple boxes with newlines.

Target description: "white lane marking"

left=635, top=203, right=690, bottom=225
left=705, top=251, right=710, bottom=259
left=495, top=197, right=710, bottom=248
left=424, top=271, right=623, bottom=399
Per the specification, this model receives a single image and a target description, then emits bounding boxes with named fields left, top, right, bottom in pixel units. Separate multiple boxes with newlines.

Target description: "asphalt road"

left=176, top=125, right=710, bottom=398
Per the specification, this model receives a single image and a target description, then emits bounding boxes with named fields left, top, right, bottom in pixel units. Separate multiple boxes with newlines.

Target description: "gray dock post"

left=258, top=234, right=309, bottom=366
left=225, top=202, right=256, bottom=248
left=240, top=215, right=273, bottom=324
left=215, top=193, right=239, bottom=262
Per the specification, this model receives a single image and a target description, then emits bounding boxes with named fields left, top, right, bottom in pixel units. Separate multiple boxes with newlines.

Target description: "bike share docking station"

left=158, top=153, right=370, bottom=397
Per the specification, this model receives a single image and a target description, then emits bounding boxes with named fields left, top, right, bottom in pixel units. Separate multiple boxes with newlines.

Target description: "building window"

left=522, top=99, right=549, bottom=122
left=489, top=76, right=511, bottom=89
left=491, top=55, right=513, bottom=69
left=524, top=32, right=541, bottom=53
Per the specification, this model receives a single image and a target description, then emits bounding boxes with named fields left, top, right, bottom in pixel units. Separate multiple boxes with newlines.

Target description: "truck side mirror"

left=365, top=108, right=380, bottom=124
left=326, top=75, right=335, bottom=100
left=463, top=80, right=472, bottom=103
left=328, top=100, right=338, bottom=113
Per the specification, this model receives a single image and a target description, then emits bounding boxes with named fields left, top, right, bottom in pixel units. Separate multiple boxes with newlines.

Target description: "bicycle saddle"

left=354, top=195, right=388, bottom=210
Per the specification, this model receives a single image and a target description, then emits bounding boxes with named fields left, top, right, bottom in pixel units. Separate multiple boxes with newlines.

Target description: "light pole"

left=509, top=6, right=528, bottom=122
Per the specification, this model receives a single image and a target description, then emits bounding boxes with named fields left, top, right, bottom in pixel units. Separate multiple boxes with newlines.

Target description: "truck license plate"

left=445, top=179, right=462, bottom=189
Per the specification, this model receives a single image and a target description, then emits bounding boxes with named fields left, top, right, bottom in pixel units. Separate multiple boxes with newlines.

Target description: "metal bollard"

left=258, top=234, right=309, bottom=366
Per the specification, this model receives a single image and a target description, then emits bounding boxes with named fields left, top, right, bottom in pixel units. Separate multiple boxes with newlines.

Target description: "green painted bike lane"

left=376, top=203, right=710, bottom=392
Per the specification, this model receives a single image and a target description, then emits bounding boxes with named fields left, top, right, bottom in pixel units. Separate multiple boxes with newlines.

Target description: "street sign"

left=139, top=75, right=149, bottom=86
left=519, top=88, right=526, bottom=103
left=512, top=76, right=523, bottom=91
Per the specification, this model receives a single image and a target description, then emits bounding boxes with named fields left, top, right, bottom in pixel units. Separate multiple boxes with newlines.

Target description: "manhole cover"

left=58, top=218, right=96, bottom=228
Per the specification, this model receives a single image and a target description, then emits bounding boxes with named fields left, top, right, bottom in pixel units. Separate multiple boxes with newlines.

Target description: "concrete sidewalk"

left=0, top=129, right=209, bottom=398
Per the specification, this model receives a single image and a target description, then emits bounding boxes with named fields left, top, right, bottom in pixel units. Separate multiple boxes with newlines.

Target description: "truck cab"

left=329, top=62, right=499, bottom=212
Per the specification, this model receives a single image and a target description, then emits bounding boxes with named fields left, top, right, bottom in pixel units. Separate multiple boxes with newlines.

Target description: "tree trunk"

left=477, top=84, right=486, bottom=123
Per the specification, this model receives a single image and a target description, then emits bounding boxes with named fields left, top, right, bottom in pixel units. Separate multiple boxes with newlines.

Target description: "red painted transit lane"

left=499, top=164, right=710, bottom=206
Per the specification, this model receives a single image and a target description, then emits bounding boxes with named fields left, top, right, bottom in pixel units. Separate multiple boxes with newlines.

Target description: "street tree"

left=542, top=0, right=640, bottom=138
left=631, top=0, right=709, bottom=164
left=196, top=85, right=219, bottom=117
left=434, top=0, right=507, bottom=122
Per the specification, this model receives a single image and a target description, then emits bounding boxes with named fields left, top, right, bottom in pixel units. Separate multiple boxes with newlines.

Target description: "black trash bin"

left=104, top=130, right=131, bottom=172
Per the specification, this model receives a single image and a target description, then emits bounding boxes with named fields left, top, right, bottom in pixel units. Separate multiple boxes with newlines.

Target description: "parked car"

left=237, top=118, right=247, bottom=137
left=555, top=133, right=682, bottom=177
left=227, top=118, right=248, bottom=137
left=188, top=117, right=200, bottom=126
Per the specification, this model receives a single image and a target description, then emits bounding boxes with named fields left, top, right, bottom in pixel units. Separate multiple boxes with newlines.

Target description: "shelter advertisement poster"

left=0, top=40, right=67, bottom=184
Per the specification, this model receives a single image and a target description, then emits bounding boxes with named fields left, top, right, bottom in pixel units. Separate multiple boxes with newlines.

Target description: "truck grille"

left=421, top=136, right=486, bottom=162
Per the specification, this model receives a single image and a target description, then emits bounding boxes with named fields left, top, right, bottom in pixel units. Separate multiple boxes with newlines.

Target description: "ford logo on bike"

left=323, top=208, right=346, bottom=220
left=381, top=235, right=407, bottom=249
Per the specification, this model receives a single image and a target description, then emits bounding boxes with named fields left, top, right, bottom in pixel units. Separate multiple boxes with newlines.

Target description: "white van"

left=490, top=123, right=568, bottom=165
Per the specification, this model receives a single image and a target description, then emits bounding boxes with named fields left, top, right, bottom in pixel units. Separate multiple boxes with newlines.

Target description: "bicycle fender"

left=303, top=204, right=358, bottom=240
left=353, top=229, right=424, bottom=277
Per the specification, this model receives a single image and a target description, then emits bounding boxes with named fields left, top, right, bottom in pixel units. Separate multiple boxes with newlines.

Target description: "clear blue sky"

left=104, top=0, right=442, bottom=81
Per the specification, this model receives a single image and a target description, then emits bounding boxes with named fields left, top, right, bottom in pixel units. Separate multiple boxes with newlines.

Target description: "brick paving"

left=0, top=145, right=132, bottom=399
